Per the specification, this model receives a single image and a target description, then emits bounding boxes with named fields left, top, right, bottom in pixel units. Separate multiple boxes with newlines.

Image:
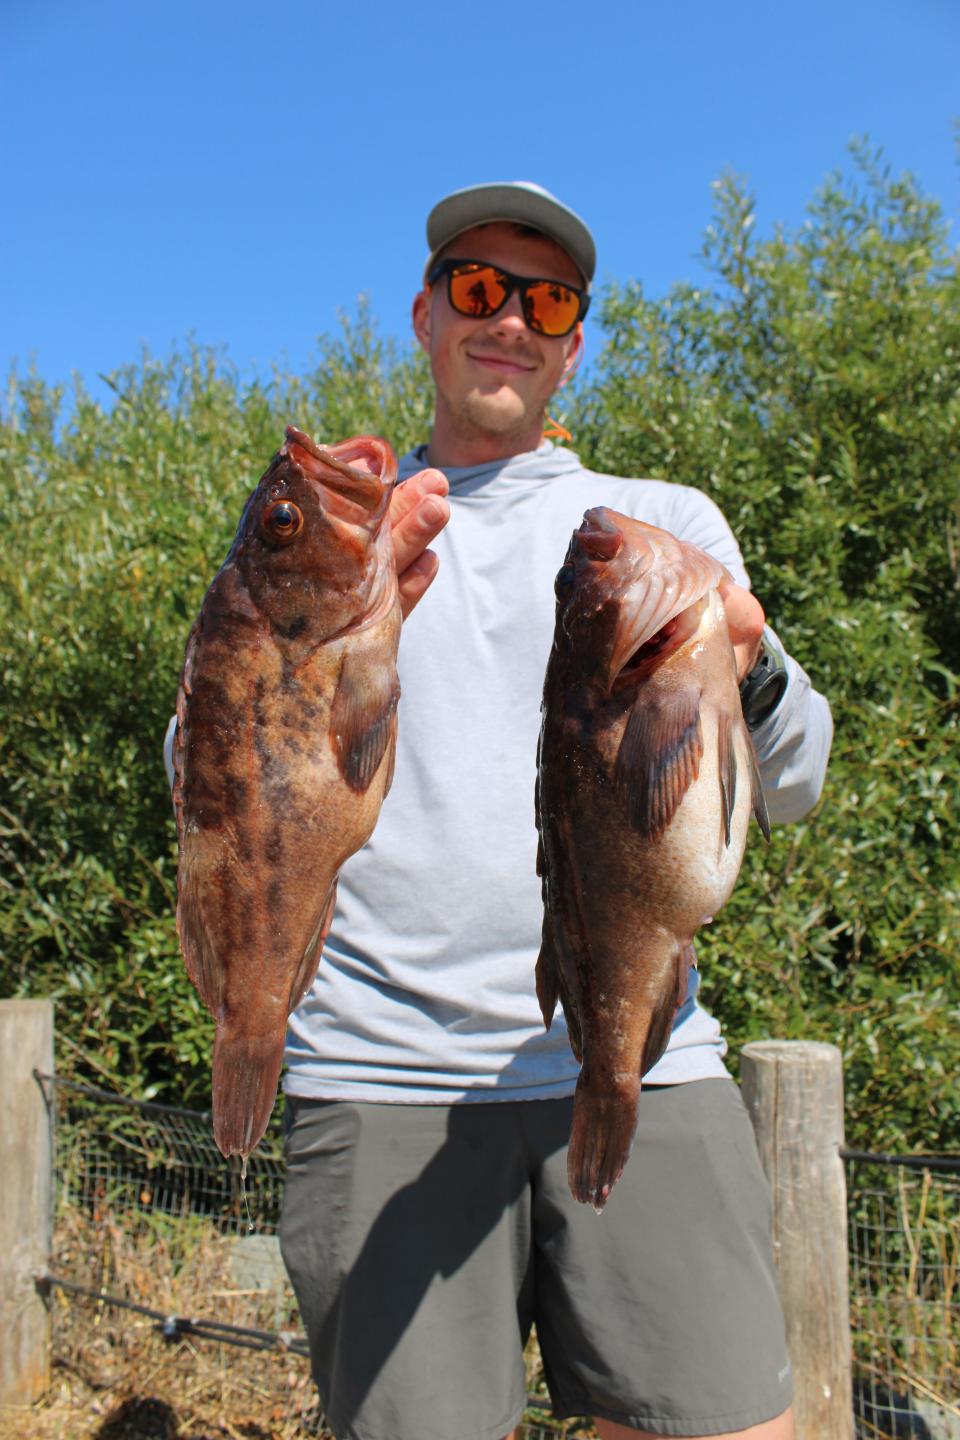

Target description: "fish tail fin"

left=567, top=1074, right=640, bottom=1213
left=211, top=1025, right=286, bottom=1160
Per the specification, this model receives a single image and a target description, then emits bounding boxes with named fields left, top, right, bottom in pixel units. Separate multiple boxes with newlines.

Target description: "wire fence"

left=36, top=1072, right=960, bottom=1440
left=845, top=1152, right=959, bottom=1439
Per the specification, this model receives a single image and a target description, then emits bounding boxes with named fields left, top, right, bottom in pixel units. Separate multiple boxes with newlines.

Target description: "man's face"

left=412, top=223, right=584, bottom=452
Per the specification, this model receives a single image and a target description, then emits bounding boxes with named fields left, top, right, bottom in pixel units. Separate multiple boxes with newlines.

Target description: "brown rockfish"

left=535, top=508, right=769, bottom=1210
left=173, top=427, right=401, bottom=1161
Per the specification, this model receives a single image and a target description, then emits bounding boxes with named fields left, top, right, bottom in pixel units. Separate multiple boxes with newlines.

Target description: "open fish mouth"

left=284, top=426, right=393, bottom=522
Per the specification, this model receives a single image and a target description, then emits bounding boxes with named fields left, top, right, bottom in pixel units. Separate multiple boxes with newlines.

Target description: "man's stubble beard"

left=447, top=385, right=545, bottom=446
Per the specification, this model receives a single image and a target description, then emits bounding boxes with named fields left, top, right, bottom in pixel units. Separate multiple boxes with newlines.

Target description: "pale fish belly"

left=647, top=704, right=753, bottom=929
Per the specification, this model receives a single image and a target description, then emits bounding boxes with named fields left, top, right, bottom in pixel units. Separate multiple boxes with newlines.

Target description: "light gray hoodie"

left=277, top=442, right=832, bottom=1102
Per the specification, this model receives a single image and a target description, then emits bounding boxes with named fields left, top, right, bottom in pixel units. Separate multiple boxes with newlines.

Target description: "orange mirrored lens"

left=524, top=281, right=581, bottom=336
left=448, top=265, right=509, bottom=318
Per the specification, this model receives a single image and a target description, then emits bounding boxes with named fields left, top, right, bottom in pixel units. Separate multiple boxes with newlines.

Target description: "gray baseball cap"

left=425, top=181, right=596, bottom=287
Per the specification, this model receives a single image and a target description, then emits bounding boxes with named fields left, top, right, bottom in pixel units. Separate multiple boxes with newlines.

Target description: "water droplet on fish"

left=238, top=1156, right=255, bottom=1233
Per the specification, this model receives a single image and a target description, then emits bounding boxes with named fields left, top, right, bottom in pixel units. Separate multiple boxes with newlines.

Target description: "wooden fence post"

left=741, top=1039, right=853, bottom=1440
left=0, top=999, right=54, bottom=1406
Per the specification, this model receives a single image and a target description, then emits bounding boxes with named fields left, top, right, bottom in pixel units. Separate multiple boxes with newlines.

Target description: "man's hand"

left=390, top=469, right=450, bottom=619
left=718, top=577, right=765, bottom=681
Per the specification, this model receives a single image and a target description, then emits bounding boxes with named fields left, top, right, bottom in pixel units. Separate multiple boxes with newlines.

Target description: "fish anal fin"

left=330, top=649, right=400, bottom=794
left=535, top=929, right=559, bottom=1032
left=615, top=686, right=703, bottom=840
left=641, top=942, right=695, bottom=1076
left=286, top=879, right=339, bottom=1013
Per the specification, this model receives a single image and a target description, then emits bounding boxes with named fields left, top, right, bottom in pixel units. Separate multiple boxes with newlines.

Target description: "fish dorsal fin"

left=330, top=648, right=400, bottom=794
left=615, top=685, right=703, bottom=840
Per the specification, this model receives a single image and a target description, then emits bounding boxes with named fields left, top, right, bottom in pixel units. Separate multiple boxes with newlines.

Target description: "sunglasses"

left=426, top=258, right=590, bottom=337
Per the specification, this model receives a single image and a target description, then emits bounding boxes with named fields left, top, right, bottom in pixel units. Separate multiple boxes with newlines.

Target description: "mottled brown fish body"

left=536, top=508, right=768, bottom=1210
left=174, top=428, right=400, bottom=1160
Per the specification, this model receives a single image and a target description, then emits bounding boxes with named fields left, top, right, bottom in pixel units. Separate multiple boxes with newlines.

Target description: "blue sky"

left=2, top=0, right=957, bottom=408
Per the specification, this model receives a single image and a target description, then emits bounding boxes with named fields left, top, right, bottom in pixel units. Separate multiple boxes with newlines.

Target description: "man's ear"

left=558, top=325, right=584, bottom=388
left=412, top=288, right=432, bottom=353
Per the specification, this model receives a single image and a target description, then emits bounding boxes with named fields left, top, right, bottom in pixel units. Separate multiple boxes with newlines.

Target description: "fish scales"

left=535, top=507, right=769, bottom=1211
left=173, top=427, right=401, bottom=1161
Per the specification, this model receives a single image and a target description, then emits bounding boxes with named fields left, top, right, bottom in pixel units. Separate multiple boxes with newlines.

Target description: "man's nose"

left=489, top=287, right=529, bottom=335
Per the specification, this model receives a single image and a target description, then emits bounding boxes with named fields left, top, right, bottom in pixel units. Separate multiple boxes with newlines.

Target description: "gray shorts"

left=279, top=1078, right=792, bottom=1440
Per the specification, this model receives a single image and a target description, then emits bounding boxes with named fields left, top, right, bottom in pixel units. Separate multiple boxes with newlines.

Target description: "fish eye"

left=261, top=500, right=304, bottom=546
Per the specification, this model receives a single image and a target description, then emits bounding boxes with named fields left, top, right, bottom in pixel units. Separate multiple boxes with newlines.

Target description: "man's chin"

left=461, top=391, right=532, bottom=437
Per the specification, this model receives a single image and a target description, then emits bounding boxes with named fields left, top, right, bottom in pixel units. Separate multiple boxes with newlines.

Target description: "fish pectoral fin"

left=330, top=650, right=400, bottom=794
left=717, top=708, right=736, bottom=849
left=615, top=686, right=703, bottom=840
left=747, top=735, right=771, bottom=841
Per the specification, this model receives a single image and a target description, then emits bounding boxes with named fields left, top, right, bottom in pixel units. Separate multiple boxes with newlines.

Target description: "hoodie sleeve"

left=667, top=483, right=833, bottom=823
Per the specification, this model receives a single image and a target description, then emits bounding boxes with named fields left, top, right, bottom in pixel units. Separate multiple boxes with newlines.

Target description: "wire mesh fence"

left=33, top=1072, right=959, bottom=1439
left=845, top=1153, right=959, bottom=1439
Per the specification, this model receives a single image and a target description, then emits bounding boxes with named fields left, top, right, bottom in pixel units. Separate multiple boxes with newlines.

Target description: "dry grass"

left=5, top=1204, right=594, bottom=1440
left=2, top=1205, right=323, bottom=1440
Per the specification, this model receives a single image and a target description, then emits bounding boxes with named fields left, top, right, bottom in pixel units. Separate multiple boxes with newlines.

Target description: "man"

left=278, top=182, right=832, bottom=1440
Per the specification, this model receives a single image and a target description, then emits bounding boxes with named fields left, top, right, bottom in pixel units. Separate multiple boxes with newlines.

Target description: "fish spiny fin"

left=615, top=686, right=703, bottom=840
left=717, top=709, right=737, bottom=850
left=330, top=649, right=400, bottom=794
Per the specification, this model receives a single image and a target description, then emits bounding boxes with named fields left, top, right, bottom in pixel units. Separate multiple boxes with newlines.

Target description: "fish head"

left=555, top=507, right=729, bottom=695
left=228, top=426, right=398, bottom=647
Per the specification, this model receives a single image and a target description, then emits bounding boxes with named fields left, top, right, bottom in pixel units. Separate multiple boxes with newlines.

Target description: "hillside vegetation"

left=2, top=151, right=957, bottom=1150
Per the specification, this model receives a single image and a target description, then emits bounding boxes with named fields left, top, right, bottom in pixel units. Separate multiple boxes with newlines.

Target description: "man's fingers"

left=398, top=550, right=440, bottom=620
left=718, top=579, right=765, bottom=681
left=391, top=469, right=450, bottom=574
left=390, top=468, right=450, bottom=619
